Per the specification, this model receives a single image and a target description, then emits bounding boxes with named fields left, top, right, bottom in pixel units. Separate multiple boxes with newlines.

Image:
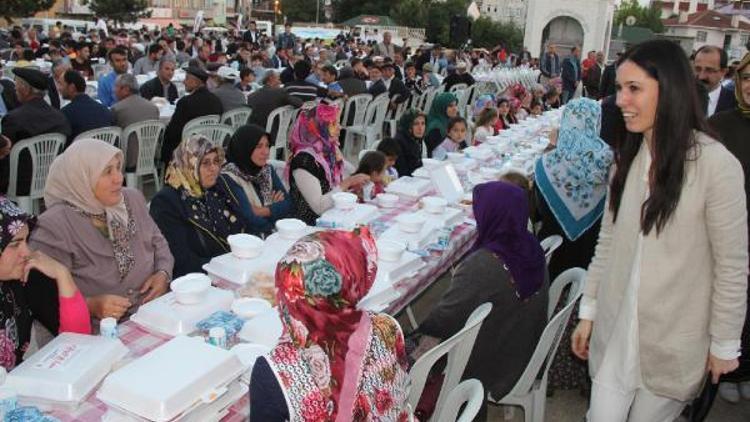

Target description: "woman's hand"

left=708, top=354, right=739, bottom=384
left=340, top=174, right=370, bottom=192
left=87, top=294, right=132, bottom=320
left=271, top=190, right=285, bottom=203
left=139, top=271, right=169, bottom=304
left=252, top=205, right=271, bottom=218
left=23, top=250, right=79, bottom=298
left=571, top=319, right=593, bottom=360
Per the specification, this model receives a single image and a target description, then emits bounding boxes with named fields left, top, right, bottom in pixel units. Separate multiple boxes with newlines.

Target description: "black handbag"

left=685, top=376, right=718, bottom=422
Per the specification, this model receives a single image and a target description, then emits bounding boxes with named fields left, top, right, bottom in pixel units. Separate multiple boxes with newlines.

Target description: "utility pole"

left=316, top=0, right=320, bottom=24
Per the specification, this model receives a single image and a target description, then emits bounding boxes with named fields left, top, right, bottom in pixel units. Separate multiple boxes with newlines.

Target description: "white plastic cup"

left=100, top=317, right=118, bottom=339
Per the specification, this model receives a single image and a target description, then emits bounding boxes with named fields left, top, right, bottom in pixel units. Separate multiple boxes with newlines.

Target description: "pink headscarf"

left=287, top=102, right=344, bottom=186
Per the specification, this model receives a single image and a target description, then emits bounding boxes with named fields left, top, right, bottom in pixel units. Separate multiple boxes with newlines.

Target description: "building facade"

left=663, top=9, right=750, bottom=59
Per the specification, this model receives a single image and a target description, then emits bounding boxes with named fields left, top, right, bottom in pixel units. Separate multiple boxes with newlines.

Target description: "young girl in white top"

left=433, top=117, right=468, bottom=161
left=473, top=107, right=498, bottom=146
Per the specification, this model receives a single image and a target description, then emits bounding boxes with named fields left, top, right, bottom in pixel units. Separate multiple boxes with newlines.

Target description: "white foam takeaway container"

left=96, top=336, right=245, bottom=422
left=7, top=333, right=127, bottom=408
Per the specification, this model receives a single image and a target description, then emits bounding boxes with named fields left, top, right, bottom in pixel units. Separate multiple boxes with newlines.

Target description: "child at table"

left=529, top=99, right=543, bottom=118
left=376, top=138, right=401, bottom=184
left=351, top=151, right=387, bottom=202
left=473, top=107, right=498, bottom=146
left=433, top=116, right=468, bottom=161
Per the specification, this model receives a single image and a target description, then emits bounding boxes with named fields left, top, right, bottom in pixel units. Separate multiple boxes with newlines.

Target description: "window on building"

left=741, top=34, right=749, bottom=46
left=696, top=30, right=707, bottom=42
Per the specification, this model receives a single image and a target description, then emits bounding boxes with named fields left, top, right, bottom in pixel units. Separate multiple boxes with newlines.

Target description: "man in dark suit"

left=381, top=62, right=410, bottom=106
left=59, top=70, right=114, bottom=145
left=140, top=57, right=179, bottom=104
left=561, top=46, right=582, bottom=104
left=694, top=45, right=737, bottom=117
left=368, top=65, right=387, bottom=97
left=337, top=67, right=367, bottom=97
left=242, top=21, right=262, bottom=45
left=246, top=70, right=303, bottom=129
left=162, top=67, right=223, bottom=165
left=1, top=68, right=71, bottom=194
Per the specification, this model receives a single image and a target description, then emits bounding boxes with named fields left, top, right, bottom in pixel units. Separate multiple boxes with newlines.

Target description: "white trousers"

left=587, top=381, right=687, bottom=422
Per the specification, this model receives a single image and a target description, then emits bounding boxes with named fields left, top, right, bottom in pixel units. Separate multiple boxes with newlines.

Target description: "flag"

left=467, top=1, right=481, bottom=20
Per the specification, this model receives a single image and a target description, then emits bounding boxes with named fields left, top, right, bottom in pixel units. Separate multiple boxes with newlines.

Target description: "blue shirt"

left=97, top=71, right=118, bottom=107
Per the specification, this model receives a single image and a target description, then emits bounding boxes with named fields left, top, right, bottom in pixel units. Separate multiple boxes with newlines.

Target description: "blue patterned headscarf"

left=534, top=98, right=613, bottom=241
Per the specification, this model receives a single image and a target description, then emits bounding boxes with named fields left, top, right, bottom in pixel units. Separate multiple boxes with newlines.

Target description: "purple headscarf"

left=471, top=181, right=546, bottom=300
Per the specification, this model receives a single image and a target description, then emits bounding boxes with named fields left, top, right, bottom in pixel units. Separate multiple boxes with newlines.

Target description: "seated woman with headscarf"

left=150, top=135, right=252, bottom=278
left=425, top=92, right=458, bottom=158
left=412, top=181, right=549, bottom=419
left=532, top=98, right=612, bottom=394
left=223, top=124, right=291, bottom=236
left=393, top=108, right=426, bottom=177
left=288, top=102, right=369, bottom=225
left=0, top=198, right=90, bottom=370
left=249, top=227, right=412, bottom=421
left=30, top=140, right=174, bottom=322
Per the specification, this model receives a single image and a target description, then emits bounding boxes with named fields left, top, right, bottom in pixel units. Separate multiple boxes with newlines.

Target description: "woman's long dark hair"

left=609, top=40, right=710, bottom=235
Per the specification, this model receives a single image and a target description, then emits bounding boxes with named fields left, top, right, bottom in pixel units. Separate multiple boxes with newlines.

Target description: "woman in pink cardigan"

left=0, top=197, right=90, bottom=370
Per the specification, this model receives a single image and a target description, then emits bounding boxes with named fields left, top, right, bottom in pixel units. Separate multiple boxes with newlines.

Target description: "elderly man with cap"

left=140, top=57, right=179, bottom=104
left=60, top=70, right=114, bottom=145
left=0, top=67, right=71, bottom=194
left=211, top=66, right=248, bottom=112
left=162, top=66, right=223, bottom=165
left=442, top=61, right=475, bottom=91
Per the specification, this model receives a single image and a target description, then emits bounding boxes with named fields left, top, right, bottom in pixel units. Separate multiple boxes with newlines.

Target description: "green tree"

left=391, top=0, right=428, bottom=29
left=85, top=0, right=151, bottom=25
left=332, top=0, right=394, bottom=23
left=614, top=0, right=664, bottom=33
left=471, top=16, right=523, bottom=51
left=0, top=0, right=55, bottom=23
left=281, top=0, right=318, bottom=23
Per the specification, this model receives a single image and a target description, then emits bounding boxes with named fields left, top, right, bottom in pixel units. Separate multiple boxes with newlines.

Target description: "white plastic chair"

left=121, top=120, right=165, bottom=191
left=385, top=99, right=409, bottom=138
left=268, top=159, right=288, bottom=190
left=423, top=88, right=439, bottom=114
left=85, top=81, right=99, bottom=99
left=74, top=126, right=122, bottom=148
left=437, top=379, right=485, bottom=422
left=540, top=235, right=563, bottom=266
left=491, top=268, right=586, bottom=422
left=449, top=83, right=468, bottom=93
left=408, top=302, right=493, bottom=422
left=183, top=124, right=235, bottom=148
left=7, top=133, right=66, bottom=214
left=222, top=108, right=252, bottom=131
left=340, top=93, right=373, bottom=128
left=265, top=105, right=295, bottom=160
left=358, top=149, right=375, bottom=161
left=181, top=114, right=221, bottom=140
left=346, top=94, right=390, bottom=154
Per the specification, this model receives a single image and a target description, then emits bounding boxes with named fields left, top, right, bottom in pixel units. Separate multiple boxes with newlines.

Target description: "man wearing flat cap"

left=162, top=66, right=223, bottom=165
left=0, top=67, right=71, bottom=194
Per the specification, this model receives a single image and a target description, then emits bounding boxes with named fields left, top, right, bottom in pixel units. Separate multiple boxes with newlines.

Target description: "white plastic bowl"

left=231, top=297, right=272, bottom=319
left=421, top=196, right=448, bottom=214
left=170, top=273, right=211, bottom=305
left=227, top=234, right=264, bottom=259
left=275, top=218, right=306, bottom=239
left=332, top=192, right=357, bottom=210
left=396, top=213, right=425, bottom=234
left=377, top=193, right=399, bottom=208
left=378, top=240, right=406, bottom=262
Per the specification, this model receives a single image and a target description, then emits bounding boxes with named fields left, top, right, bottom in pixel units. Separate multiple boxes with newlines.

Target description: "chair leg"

left=153, top=170, right=162, bottom=191
left=406, top=305, right=419, bottom=330
left=126, top=173, right=137, bottom=190
left=15, top=197, right=33, bottom=215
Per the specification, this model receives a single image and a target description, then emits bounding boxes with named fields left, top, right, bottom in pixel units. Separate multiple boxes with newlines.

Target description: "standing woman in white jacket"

left=571, top=39, right=748, bottom=421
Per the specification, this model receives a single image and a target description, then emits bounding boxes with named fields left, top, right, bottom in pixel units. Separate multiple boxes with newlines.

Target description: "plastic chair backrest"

left=7, top=133, right=65, bottom=199
left=358, top=149, right=375, bottom=161
left=182, top=114, right=221, bottom=139
left=436, top=379, right=484, bottom=422
left=342, top=94, right=373, bottom=127
left=184, top=124, right=235, bottom=148
left=74, top=126, right=122, bottom=148
left=509, top=268, right=585, bottom=397
left=222, top=108, right=252, bottom=131
left=85, top=82, right=99, bottom=99
left=369, top=94, right=390, bottom=127
left=265, top=105, right=295, bottom=159
left=408, top=302, right=493, bottom=419
left=540, top=235, right=563, bottom=268
left=449, top=83, right=468, bottom=93
left=423, top=88, right=439, bottom=114
left=121, top=120, right=165, bottom=176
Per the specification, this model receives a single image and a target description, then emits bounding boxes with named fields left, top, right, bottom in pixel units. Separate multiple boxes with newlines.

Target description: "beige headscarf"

left=44, top=139, right=128, bottom=237
left=736, top=53, right=750, bottom=119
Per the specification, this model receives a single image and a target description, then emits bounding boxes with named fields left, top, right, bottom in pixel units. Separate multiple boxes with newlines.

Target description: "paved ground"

left=402, top=272, right=750, bottom=421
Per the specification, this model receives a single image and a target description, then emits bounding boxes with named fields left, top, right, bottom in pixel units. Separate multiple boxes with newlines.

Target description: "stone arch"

left=540, top=15, right=586, bottom=55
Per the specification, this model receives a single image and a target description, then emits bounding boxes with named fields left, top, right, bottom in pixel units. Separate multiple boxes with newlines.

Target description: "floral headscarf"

left=287, top=102, right=343, bottom=186
left=274, top=227, right=379, bottom=419
left=165, top=135, right=225, bottom=198
left=534, top=97, right=613, bottom=241
left=0, top=198, right=35, bottom=252
left=736, top=53, right=750, bottom=119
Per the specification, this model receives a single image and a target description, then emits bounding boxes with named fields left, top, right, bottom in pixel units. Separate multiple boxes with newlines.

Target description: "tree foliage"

left=85, top=0, right=151, bottom=25
left=471, top=16, right=523, bottom=51
left=331, top=0, right=395, bottom=23
left=0, top=0, right=55, bottom=23
left=390, top=0, right=428, bottom=30
left=424, top=0, right=469, bottom=46
left=281, top=0, right=318, bottom=23
left=614, top=0, right=664, bottom=34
